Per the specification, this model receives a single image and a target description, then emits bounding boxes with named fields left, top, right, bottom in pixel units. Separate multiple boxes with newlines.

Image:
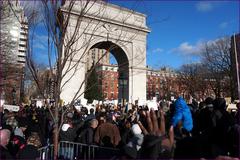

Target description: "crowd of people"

left=0, top=95, right=239, bottom=159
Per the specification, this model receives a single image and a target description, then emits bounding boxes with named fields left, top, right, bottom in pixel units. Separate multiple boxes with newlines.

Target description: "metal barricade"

left=39, top=141, right=120, bottom=160
left=39, top=144, right=54, bottom=160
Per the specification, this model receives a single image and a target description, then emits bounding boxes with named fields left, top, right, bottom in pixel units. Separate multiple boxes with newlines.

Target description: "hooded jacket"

left=172, top=97, right=193, bottom=132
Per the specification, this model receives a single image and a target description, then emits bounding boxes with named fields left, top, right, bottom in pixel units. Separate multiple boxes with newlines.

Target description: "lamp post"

left=119, top=77, right=127, bottom=108
left=12, top=87, right=16, bottom=105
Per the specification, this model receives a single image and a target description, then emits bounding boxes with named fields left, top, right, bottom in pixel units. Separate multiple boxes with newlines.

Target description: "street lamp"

left=12, top=87, right=16, bottom=105
left=119, top=77, right=127, bottom=108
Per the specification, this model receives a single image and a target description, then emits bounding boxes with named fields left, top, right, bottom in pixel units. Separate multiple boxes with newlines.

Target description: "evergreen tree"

left=84, top=66, right=102, bottom=103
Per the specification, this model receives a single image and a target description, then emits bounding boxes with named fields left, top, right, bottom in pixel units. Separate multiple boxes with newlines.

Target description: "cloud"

left=170, top=41, right=205, bottom=56
left=219, top=22, right=228, bottom=29
left=152, top=48, right=164, bottom=53
left=196, top=2, right=213, bottom=12
left=219, top=21, right=234, bottom=29
left=170, top=38, right=226, bottom=56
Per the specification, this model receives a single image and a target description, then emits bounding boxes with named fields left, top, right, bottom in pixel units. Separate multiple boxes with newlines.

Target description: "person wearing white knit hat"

left=127, top=124, right=144, bottom=151
left=131, top=123, right=142, bottom=135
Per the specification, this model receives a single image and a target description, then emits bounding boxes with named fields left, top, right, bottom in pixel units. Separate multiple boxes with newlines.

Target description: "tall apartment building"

left=1, top=1, right=28, bottom=64
left=86, top=48, right=110, bottom=71
left=0, top=1, right=28, bottom=104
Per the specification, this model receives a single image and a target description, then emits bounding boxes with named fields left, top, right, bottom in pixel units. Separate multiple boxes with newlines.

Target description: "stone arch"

left=60, top=1, right=150, bottom=104
left=88, top=40, right=130, bottom=102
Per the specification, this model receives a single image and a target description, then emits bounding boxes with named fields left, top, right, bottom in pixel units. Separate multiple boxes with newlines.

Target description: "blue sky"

left=110, top=0, right=239, bottom=69
left=31, top=0, right=239, bottom=69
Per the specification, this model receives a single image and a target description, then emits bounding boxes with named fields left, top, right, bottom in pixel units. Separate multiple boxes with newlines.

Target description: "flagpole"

left=233, top=33, right=240, bottom=101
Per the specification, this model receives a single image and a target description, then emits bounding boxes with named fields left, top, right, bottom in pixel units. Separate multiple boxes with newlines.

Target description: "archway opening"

left=85, top=41, right=129, bottom=105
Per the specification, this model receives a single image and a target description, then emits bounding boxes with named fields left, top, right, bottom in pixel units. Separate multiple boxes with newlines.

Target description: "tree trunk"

left=53, top=103, right=59, bottom=160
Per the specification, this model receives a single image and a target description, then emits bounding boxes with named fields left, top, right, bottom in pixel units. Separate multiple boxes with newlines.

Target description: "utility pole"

left=233, top=33, right=240, bottom=100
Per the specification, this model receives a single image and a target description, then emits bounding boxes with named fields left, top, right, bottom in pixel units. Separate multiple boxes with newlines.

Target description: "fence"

left=39, top=141, right=120, bottom=160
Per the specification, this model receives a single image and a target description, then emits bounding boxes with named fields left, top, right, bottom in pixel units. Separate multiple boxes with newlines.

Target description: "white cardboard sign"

left=36, top=100, right=43, bottom=108
left=3, top=104, right=20, bottom=112
left=92, top=100, right=98, bottom=105
left=138, top=99, right=147, bottom=106
left=147, top=101, right=158, bottom=111
left=80, top=98, right=88, bottom=106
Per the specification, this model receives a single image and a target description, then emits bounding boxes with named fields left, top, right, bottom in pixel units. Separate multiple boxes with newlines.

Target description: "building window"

left=104, top=93, right=108, bottom=98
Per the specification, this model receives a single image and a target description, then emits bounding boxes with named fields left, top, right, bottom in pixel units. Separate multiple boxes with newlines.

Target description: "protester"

left=0, top=129, right=13, bottom=159
left=17, top=133, right=41, bottom=159
left=1, top=95, right=239, bottom=160
left=5, top=113, right=18, bottom=130
left=126, top=124, right=144, bottom=151
left=60, top=118, right=77, bottom=142
left=94, top=114, right=121, bottom=147
left=172, top=96, right=193, bottom=132
left=138, top=109, right=174, bottom=159
left=85, top=108, right=96, bottom=121
left=77, top=119, right=98, bottom=144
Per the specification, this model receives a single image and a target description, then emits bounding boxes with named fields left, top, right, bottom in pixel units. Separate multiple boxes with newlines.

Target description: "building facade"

left=0, top=1, right=28, bottom=104
left=86, top=48, right=110, bottom=71
left=147, top=67, right=179, bottom=100
left=95, top=65, right=180, bottom=102
left=96, top=64, right=119, bottom=100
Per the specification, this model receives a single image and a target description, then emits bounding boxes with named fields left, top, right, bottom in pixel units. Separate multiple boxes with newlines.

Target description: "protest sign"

left=138, top=99, right=147, bottom=106
left=36, top=100, right=43, bottom=108
left=92, top=100, right=98, bottom=105
left=147, top=101, right=158, bottom=111
left=80, top=98, right=88, bottom=107
left=3, top=104, right=20, bottom=112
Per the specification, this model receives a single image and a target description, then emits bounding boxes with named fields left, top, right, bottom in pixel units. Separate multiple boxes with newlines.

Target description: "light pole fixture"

left=119, top=76, right=127, bottom=108
left=12, top=87, right=16, bottom=105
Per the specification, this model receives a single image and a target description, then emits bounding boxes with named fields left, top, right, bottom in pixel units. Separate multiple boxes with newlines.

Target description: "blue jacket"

left=172, top=97, right=193, bottom=131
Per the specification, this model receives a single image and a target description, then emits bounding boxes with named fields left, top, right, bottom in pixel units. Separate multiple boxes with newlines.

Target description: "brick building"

left=147, top=67, right=179, bottom=100
left=95, top=65, right=180, bottom=101
left=96, top=64, right=119, bottom=100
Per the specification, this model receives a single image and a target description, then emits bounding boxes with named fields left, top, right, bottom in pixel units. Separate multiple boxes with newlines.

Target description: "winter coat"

left=0, top=145, right=13, bottom=159
left=60, top=125, right=77, bottom=142
left=18, top=144, right=39, bottom=159
left=78, top=127, right=95, bottom=144
left=172, top=97, right=193, bottom=132
left=94, top=122, right=121, bottom=147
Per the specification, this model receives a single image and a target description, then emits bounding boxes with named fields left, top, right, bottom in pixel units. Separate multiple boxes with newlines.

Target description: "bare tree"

left=177, top=63, right=208, bottom=100
left=18, top=0, right=148, bottom=158
left=201, top=37, right=232, bottom=99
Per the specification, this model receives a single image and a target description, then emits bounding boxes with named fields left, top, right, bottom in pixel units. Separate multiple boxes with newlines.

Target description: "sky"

left=110, top=0, right=239, bottom=69
left=31, top=0, right=239, bottom=69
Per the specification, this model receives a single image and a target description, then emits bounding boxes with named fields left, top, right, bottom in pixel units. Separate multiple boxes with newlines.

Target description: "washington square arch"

left=60, top=1, right=150, bottom=104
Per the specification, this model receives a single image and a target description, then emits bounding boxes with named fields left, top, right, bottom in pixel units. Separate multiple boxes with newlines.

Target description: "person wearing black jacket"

left=59, top=116, right=82, bottom=159
left=78, top=119, right=98, bottom=144
left=0, top=129, right=13, bottom=159
left=18, top=133, right=41, bottom=160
